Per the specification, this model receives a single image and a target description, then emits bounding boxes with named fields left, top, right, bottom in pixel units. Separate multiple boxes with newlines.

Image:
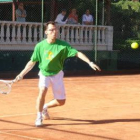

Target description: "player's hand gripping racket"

left=0, top=79, right=16, bottom=94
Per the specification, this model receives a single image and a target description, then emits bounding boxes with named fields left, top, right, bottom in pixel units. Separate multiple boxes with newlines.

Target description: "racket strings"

left=0, top=82, right=10, bottom=94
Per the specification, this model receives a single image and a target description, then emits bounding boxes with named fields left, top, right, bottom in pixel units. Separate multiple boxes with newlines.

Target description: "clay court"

left=0, top=74, right=140, bottom=140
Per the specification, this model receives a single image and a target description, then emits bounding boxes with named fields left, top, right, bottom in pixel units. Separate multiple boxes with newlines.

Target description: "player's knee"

left=57, top=99, right=66, bottom=106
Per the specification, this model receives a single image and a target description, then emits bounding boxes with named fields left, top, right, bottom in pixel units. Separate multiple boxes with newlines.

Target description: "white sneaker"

left=42, top=109, right=50, bottom=120
left=35, top=117, right=43, bottom=127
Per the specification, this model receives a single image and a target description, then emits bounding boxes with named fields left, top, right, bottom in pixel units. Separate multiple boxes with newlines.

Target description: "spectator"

left=67, top=8, right=78, bottom=24
left=16, top=2, right=27, bottom=22
left=82, top=9, right=93, bottom=25
left=55, top=9, right=67, bottom=24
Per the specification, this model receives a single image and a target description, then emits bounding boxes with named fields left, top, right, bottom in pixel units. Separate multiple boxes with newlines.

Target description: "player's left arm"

left=76, top=51, right=101, bottom=71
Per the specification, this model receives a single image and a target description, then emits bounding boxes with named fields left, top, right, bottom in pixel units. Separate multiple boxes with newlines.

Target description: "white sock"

left=43, top=104, right=48, bottom=110
left=37, top=112, right=42, bottom=119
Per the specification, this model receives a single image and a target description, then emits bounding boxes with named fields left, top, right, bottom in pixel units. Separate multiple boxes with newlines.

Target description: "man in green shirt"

left=15, top=21, right=101, bottom=127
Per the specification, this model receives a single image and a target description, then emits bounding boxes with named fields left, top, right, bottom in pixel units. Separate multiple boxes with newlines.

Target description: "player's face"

left=45, top=24, right=58, bottom=39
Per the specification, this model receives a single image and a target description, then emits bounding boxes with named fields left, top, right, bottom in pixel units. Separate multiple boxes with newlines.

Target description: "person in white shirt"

left=55, top=9, right=67, bottom=24
left=82, top=9, right=93, bottom=25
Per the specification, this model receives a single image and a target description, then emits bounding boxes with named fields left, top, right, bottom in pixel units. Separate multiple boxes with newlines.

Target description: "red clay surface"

left=0, top=74, right=140, bottom=140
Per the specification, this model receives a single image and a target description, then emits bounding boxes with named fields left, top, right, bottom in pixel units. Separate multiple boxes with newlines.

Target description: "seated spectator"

left=67, top=8, right=78, bottom=24
left=55, top=9, right=67, bottom=24
left=82, top=9, right=93, bottom=25
left=16, top=2, right=27, bottom=22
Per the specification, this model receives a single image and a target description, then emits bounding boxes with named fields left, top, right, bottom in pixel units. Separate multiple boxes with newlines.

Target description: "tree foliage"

left=113, top=0, right=140, bottom=12
left=111, top=0, right=140, bottom=50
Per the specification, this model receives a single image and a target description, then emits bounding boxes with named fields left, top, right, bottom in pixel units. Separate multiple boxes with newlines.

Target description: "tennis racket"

left=0, top=79, right=16, bottom=94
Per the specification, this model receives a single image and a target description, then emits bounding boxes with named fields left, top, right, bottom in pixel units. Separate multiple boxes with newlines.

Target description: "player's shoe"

left=35, top=117, right=43, bottom=127
left=42, top=109, right=50, bottom=120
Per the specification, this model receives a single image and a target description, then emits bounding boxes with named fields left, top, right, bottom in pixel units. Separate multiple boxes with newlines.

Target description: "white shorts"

left=38, top=70, right=66, bottom=100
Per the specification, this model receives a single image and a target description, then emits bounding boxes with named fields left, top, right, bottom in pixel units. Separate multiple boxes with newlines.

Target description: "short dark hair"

left=45, top=21, right=56, bottom=30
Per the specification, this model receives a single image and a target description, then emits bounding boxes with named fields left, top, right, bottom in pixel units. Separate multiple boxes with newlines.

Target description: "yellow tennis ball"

left=131, top=42, right=139, bottom=49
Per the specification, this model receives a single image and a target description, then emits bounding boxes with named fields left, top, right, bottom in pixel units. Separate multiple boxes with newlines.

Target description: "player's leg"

left=43, top=70, right=66, bottom=119
left=36, top=87, right=47, bottom=111
left=35, top=72, right=50, bottom=127
left=44, top=99, right=65, bottom=108
left=42, top=99, right=65, bottom=119
left=35, top=87, right=47, bottom=126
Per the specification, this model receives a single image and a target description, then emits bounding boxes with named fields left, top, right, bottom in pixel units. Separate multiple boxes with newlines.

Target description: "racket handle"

left=14, top=75, right=23, bottom=82
left=12, top=79, right=17, bottom=83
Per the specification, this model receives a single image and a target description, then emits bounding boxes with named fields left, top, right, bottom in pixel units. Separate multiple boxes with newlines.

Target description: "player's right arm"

left=76, top=52, right=101, bottom=71
left=15, top=60, right=36, bottom=81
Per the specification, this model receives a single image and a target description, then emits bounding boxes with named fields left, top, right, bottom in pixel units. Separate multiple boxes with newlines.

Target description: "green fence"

left=0, top=50, right=124, bottom=73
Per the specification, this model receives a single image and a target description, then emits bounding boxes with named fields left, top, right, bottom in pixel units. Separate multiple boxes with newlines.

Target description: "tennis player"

left=15, top=21, right=101, bottom=127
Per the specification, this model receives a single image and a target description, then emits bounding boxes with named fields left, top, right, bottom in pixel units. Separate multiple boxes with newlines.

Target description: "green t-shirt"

left=31, top=39, right=78, bottom=76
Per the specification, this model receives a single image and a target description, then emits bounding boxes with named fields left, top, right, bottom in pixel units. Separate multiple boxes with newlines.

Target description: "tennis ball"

left=131, top=42, right=139, bottom=49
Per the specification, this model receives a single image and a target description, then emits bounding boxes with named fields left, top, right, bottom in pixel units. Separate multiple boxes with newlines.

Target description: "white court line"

left=0, top=130, right=43, bottom=140
left=0, top=113, right=36, bottom=118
